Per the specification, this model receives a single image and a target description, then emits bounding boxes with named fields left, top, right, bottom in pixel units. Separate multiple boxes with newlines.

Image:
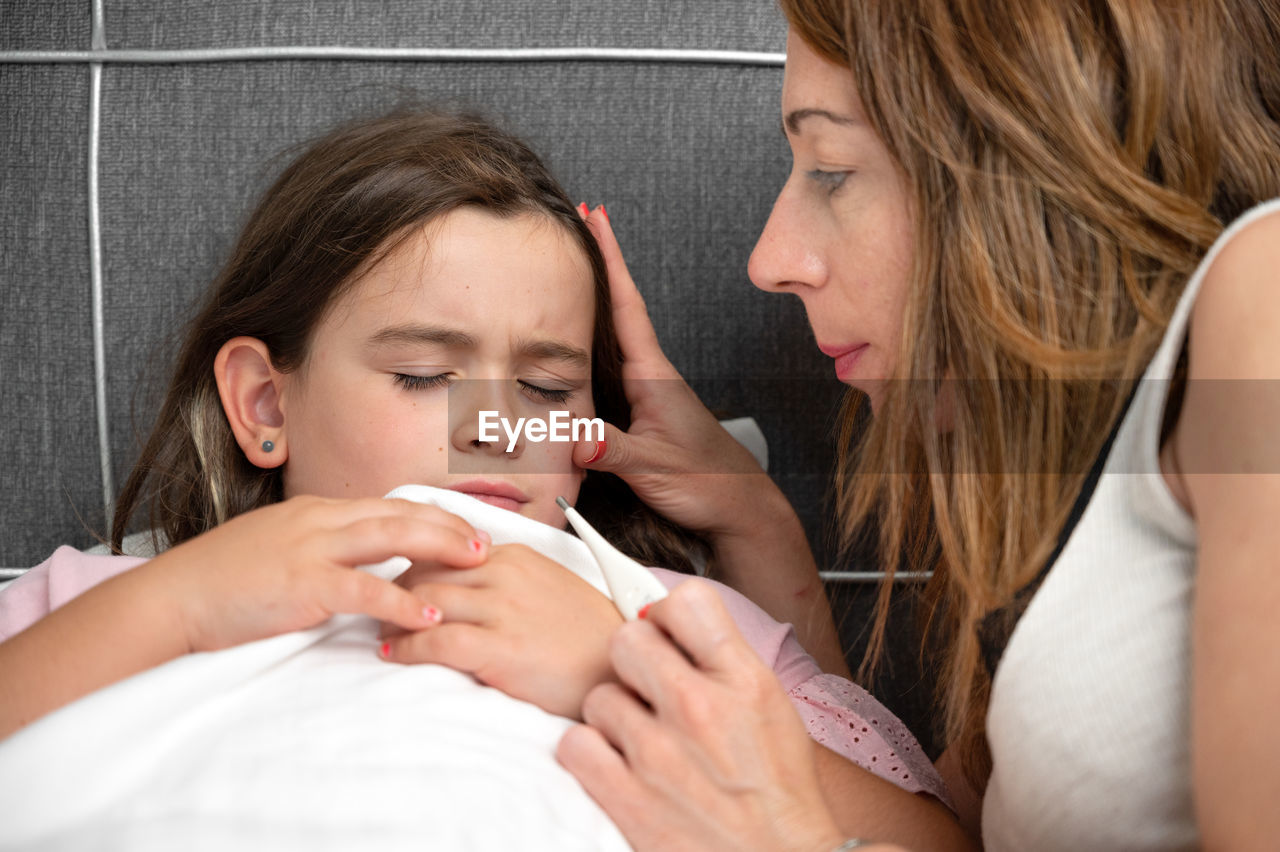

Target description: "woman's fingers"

left=607, top=618, right=704, bottom=713
left=641, top=580, right=754, bottom=675
left=584, top=207, right=679, bottom=382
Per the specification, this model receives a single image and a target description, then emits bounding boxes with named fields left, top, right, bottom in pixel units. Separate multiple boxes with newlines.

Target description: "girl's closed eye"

left=394, top=373, right=451, bottom=392
left=518, top=379, right=574, bottom=405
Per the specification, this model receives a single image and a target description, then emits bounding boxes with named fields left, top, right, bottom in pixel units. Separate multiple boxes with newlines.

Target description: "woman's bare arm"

left=1171, top=210, right=1280, bottom=852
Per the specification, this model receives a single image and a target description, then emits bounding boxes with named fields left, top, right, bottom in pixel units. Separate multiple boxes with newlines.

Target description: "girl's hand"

left=555, top=579, right=846, bottom=852
left=573, top=206, right=788, bottom=540
left=154, top=495, right=489, bottom=653
left=378, top=543, right=624, bottom=719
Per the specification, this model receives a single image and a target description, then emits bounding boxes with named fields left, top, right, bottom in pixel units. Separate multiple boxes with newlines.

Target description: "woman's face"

left=749, top=30, right=914, bottom=404
left=277, top=207, right=597, bottom=527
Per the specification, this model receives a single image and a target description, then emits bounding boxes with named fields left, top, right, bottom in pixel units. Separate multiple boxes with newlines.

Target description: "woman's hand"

left=572, top=206, right=782, bottom=539
left=378, top=543, right=624, bottom=719
left=555, top=579, right=846, bottom=851
left=576, top=206, right=847, bottom=675
left=160, top=495, right=489, bottom=653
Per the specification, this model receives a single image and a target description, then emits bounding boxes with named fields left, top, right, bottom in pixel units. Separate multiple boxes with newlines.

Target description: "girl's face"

left=277, top=207, right=597, bottom=527
left=748, top=30, right=914, bottom=406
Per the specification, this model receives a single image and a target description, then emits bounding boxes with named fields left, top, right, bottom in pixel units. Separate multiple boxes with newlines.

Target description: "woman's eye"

left=806, top=169, right=851, bottom=194
left=393, top=373, right=451, bottom=391
left=519, top=380, right=572, bottom=404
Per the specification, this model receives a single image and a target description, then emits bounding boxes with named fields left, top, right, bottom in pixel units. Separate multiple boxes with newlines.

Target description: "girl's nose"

left=449, top=382, right=525, bottom=460
left=748, top=183, right=828, bottom=293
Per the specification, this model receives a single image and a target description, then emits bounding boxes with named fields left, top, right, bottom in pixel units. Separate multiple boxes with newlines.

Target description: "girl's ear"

left=214, top=337, right=288, bottom=469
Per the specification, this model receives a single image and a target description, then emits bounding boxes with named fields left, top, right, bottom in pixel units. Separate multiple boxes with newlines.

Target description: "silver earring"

left=262, top=440, right=275, bottom=452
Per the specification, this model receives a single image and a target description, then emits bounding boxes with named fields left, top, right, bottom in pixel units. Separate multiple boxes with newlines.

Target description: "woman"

left=557, top=1, right=1280, bottom=849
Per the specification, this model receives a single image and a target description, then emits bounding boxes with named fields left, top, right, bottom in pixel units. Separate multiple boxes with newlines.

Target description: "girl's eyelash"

left=393, top=373, right=451, bottom=391
left=393, top=373, right=573, bottom=404
left=519, top=380, right=572, bottom=404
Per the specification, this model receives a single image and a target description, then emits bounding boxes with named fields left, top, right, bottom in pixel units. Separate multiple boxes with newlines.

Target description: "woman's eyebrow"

left=783, top=108, right=862, bottom=135
left=366, top=324, right=476, bottom=349
left=518, top=338, right=590, bottom=369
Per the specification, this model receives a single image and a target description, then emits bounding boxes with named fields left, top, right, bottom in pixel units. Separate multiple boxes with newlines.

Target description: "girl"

left=555, top=1, right=1280, bottom=850
left=0, top=109, right=947, bottom=810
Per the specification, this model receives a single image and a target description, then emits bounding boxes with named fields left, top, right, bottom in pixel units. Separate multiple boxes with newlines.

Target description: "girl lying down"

left=0, top=109, right=948, bottom=847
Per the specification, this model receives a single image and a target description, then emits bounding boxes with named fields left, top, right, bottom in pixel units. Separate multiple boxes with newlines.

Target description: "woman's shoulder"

left=1171, top=201, right=1280, bottom=517
left=1191, top=202, right=1280, bottom=354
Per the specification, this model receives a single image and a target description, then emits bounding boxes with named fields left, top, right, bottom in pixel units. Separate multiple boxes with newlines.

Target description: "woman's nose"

left=748, top=183, right=828, bottom=293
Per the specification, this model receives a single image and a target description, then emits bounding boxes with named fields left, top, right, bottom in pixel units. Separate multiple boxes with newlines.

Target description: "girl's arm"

left=1172, top=209, right=1280, bottom=851
left=571, top=207, right=847, bottom=675
left=0, top=496, right=488, bottom=740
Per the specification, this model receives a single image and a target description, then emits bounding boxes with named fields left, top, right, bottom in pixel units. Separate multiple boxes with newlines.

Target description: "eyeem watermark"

left=478, top=410, right=605, bottom=452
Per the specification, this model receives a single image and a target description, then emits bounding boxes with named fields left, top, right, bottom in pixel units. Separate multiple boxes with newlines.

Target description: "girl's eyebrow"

left=367, top=324, right=588, bottom=368
left=367, top=324, right=475, bottom=349
left=517, top=339, right=590, bottom=369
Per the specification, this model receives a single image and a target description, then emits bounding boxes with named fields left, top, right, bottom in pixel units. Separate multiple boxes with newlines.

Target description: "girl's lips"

left=447, top=480, right=529, bottom=514
left=463, top=494, right=522, bottom=512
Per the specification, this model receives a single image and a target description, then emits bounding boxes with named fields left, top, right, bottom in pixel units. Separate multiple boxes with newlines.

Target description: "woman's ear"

left=214, top=336, right=288, bottom=469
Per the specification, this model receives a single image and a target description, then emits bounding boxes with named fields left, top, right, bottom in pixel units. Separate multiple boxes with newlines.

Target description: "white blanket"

left=0, top=486, right=629, bottom=851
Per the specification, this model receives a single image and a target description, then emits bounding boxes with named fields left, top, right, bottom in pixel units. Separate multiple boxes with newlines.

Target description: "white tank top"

left=982, top=198, right=1280, bottom=850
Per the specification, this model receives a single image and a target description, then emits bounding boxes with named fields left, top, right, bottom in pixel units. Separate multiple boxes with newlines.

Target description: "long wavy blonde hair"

left=780, top=0, right=1280, bottom=785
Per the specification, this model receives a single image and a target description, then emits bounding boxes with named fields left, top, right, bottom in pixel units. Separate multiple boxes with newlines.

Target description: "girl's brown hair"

left=112, top=108, right=707, bottom=573
left=780, top=0, right=1280, bottom=785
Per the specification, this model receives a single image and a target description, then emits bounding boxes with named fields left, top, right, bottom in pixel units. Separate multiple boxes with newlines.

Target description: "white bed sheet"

left=0, top=487, right=629, bottom=851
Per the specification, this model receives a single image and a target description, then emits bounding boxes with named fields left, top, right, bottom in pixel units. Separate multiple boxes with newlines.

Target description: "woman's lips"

left=817, top=342, right=869, bottom=381
left=447, top=480, right=529, bottom=513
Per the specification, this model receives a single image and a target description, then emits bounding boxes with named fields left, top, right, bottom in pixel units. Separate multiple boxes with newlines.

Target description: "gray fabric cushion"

left=2, top=0, right=845, bottom=569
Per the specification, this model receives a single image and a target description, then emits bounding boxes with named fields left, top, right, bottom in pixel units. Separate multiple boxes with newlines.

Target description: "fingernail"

left=470, top=538, right=485, bottom=553
left=379, top=642, right=391, bottom=659
left=476, top=529, right=492, bottom=545
left=637, top=603, right=652, bottom=620
left=423, top=606, right=442, bottom=625
left=599, top=205, right=609, bottom=222
left=584, top=438, right=607, bottom=465
left=577, top=202, right=589, bottom=217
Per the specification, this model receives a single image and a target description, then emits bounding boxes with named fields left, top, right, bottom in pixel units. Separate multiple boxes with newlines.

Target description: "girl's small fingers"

left=379, top=499, right=484, bottom=543
left=400, top=582, right=489, bottom=625
left=328, top=514, right=487, bottom=569
left=381, top=622, right=491, bottom=672
left=324, top=569, right=444, bottom=632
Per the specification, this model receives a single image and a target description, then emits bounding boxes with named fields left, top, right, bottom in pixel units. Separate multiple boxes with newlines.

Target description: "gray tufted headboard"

left=1, top=0, right=850, bottom=572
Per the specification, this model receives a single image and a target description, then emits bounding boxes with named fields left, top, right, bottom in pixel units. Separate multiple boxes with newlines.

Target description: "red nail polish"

left=577, top=202, right=589, bottom=217
left=584, top=438, right=607, bottom=465
left=470, top=538, right=484, bottom=553
left=599, top=205, right=609, bottom=221
left=379, top=642, right=391, bottom=659
left=638, top=603, right=651, bottom=620
left=424, top=606, right=441, bottom=624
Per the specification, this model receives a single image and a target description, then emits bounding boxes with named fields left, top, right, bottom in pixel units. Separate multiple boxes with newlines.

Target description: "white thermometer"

left=556, top=496, right=669, bottom=620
